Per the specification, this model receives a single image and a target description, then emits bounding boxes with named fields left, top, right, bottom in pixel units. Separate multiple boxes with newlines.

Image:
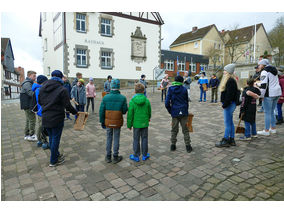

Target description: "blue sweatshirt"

left=197, top=77, right=209, bottom=88
left=32, top=83, right=43, bottom=117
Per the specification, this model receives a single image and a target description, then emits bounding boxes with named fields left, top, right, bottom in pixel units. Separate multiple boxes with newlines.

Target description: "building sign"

left=131, top=27, right=147, bottom=63
left=240, top=71, right=249, bottom=79
left=84, top=39, right=104, bottom=45
left=136, top=66, right=142, bottom=71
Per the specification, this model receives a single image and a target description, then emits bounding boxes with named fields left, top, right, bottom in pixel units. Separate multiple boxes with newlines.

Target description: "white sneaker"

left=269, top=129, right=277, bottom=134
left=24, top=135, right=29, bottom=140
left=257, top=130, right=270, bottom=136
left=28, top=134, right=38, bottom=141
left=252, top=135, right=258, bottom=138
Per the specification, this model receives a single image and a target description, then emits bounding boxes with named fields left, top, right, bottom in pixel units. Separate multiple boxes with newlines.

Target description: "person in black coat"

left=39, top=70, right=78, bottom=167
left=239, top=78, right=261, bottom=140
left=216, top=64, right=239, bottom=148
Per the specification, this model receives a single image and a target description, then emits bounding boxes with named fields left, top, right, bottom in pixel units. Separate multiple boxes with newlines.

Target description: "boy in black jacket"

left=239, top=78, right=261, bottom=140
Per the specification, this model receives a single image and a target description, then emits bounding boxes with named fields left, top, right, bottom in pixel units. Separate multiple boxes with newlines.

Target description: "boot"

left=276, top=118, right=283, bottom=125
left=113, top=155, right=123, bottom=164
left=105, top=155, right=112, bottom=163
left=215, top=138, right=230, bottom=148
left=170, top=144, right=176, bottom=151
left=186, top=144, right=193, bottom=153
left=228, top=137, right=236, bottom=146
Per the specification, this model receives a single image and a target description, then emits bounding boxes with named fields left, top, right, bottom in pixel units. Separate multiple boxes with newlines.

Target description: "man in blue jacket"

left=165, top=76, right=193, bottom=153
left=209, top=74, right=220, bottom=103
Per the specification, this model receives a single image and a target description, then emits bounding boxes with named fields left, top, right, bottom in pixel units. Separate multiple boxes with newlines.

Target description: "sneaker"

left=211, top=100, right=214, bottom=103
left=170, top=144, right=176, bottom=151
left=276, top=119, right=283, bottom=125
left=105, top=155, right=112, bottom=163
left=269, top=128, right=277, bottom=134
left=203, top=100, right=206, bottom=102
left=142, top=153, right=150, bottom=161
left=130, top=154, right=140, bottom=162
left=49, top=156, right=65, bottom=167
left=252, top=135, right=258, bottom=138
left=199, top=100, right=202, bottom=102
left=239, top=136, right=251, bottom=141
left=113, top=155, right=123, bottom=164
left=24, top=135, right=29, bottom=140
left=215, top=138, right=230, bottom=148
left=228, top=137, right=237, bottom=146
left=257, top=130, right=270, bottom=136
left=28, top=134, right=38, bottom=141
left=257, top=109, right=264, bottom=113
left=42, top=142, right=50, bottom=150
left=186, top=144, right=193, bottom=153
left=37, top=141, right=43, bottom=147
left=214, top=100, right=217, bottom=103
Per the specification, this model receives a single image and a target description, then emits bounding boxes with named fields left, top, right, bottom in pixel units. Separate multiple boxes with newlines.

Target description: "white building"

left=39, top=12, right=164, bottom=81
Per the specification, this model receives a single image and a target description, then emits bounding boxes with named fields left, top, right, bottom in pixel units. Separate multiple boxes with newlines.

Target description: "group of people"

left=19, top=59, right=283, bottom=167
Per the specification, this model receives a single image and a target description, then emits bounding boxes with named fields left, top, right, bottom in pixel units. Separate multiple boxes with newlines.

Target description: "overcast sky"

left=1, top=12, right=283, bottom=75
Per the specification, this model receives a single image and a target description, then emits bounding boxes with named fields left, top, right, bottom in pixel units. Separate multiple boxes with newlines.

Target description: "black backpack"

left=236, top=89, right=242, bottom=106
left=31, top=92, right=38, bottom=113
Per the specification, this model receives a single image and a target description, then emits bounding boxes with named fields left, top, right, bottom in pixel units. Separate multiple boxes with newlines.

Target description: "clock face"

left=133, top=40, right=144, bottom=57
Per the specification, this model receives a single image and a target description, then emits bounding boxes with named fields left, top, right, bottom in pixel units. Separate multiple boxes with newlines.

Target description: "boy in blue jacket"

left=209, top=74, right=220, bottom=103
left=197, top=72, right=209, bottom=102
left=31, top=75, right=49, bottom=149
left=165, top=76, right=193, bottom=153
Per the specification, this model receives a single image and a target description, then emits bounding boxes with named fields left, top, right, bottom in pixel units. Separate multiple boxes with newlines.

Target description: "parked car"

left=194, top=73, right=202, bottom=80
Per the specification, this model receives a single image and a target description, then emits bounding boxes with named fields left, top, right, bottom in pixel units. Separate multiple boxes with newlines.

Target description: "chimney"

left=221, top=29, right=225, bottom=34
left=192, top=26, right=198, bottom=33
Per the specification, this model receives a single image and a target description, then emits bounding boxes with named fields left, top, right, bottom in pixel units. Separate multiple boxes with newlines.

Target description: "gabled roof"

left=170, top=24, right=218, bottom=47
left=1, top=37, right=14, bottom=60
left=226, top=23, right=262, bottom=44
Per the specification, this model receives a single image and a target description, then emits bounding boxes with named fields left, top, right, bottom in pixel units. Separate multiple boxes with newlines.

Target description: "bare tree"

left=206, top=46, right=222, bottom=70
left=225, top=24, right=249, bottom=63
left=268, top=16, right=284, bottom=66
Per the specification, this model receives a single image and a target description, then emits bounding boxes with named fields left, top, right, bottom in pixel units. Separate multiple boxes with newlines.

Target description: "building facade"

left=161, top=50, right=209, bottom=77
left=169, top=25, right=225, bottom=69
left=1, top=38, right=21, bottom=100
left=39, top=12, right=164, bottom=82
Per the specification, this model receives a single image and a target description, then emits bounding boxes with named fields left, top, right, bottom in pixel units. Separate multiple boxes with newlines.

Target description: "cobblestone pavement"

left=1, top=83, right=284, bottom=201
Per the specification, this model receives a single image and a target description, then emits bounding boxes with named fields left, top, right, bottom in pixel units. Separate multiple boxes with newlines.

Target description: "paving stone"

left=134, top=183, right=148, bottom=192
left=124, top=177, right=139, bottom=186
left=73, top=191, right=89, bottom=200
left=117, top=185, right=131, bottom=194
left=163, top=191, right=180, bottom=201
left=160, top=177, right=178, bottom=188
left=172, top=184, right=191, bottom=198
left=39, top=192, right=56, bottom=201
left=102, top=188, right=117, bottom=197
left=124, top=190, right=140, bottom=200
left=110, top=178, right=127, bottom=188
left=146, top=178, right=159, bottom=187
left=221, top=191, right=235, bottom=200
left=90, top=192, right=105, bottom=201
left=107, top=192, right=124, bottom=201
left=131, top=169, right=146, bottom=178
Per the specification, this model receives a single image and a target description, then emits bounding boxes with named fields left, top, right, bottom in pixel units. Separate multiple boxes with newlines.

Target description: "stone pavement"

left=1, top=83, right=284, bottom=201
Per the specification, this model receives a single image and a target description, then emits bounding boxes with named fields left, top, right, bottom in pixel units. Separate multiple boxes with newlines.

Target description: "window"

left=164, top=60, right=174, bottom=71
left=4, top=87, right=10, bottom=96
left=101, top=18, right=111, bottom=36
left=5, top=71, right=11, bottom=79
left=219, top=44, right=222, bottom=50
left=200, top=64, right=207, bottom=72
left=101, top=51, right=112, bottom=69
left=76, top=13, right=86, bottom=32
left=192, top=63, right=196, bottom=72
left=194, top=42, right=198, bottom=48
left=44, top=38, right=48, bottom=51
left=76, top=49, right=87, bottom=67
left=214, top=43, right=217, bottom=49
left=178, top=61, right=185, bottom=71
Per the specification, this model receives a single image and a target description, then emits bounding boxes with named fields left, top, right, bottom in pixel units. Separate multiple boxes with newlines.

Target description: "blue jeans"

left=277, top=103, right=283, bottom=120
left=263, top=97, right=279, bottom=130
left=199, top=87, right=206, bottom=101
left=245, top=121, right=256, bottom=138
left=75, top=104, right=85, bottom=119
left=223, top=102, right=236, bottom=139
left=133, top=128, right=148, bottom=157
left=106, top=128, right=121, bottom=157
left=46, top=122, right=64, bottom=164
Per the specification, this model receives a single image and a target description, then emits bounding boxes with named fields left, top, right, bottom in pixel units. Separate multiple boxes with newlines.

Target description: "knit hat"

left=89, top=77, right=94, bottom=81
left=51, top=70, right=63, bottom=78
left=37, top=75, right=48, bottom=84
left=78, top=79, right=85, bottom=85
left=110, top=79, right=120, bottom=89
left=175, top=75, right=184, bottom=83
left=224, top=64, right=235, bottom=74
left=258, top=59, right=270, bottom=66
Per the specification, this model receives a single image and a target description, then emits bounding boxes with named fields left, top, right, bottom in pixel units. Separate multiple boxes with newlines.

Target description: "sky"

left=1, top=11, right=283, bottom=75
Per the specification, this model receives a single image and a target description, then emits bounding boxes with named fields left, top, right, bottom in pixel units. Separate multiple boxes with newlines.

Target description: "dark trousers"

left=106, top=128, right=121, bottom=157
left=86, top=97, right=94, bottom=112
left=24, top=109, right=36, bottom=136
left=46, top=122, right=64, bottom=164
left=37, top=116, right=47, bottom=143
left=133, top=127, right=148, bottom=157
left=171, top=116, right=191, bottom=145
left=161, top=88, right=167, bottom=101
left=75, top=104, right=85, bottom=119
left=277, top=103, right=283, bottom=120
left=211, top=87, right=218, bottom=101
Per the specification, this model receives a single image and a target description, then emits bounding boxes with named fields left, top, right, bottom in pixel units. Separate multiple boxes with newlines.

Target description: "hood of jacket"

left=264, top=65, right=278, bottom=76
left=41, top=79, right=62, bottom=93
left=171, top=84, right=185, bottom=94
left=32, top=82, right=41, bottom=92
left=132, top=94, right=146, bottom=105
left=21, top=77, right=33, bottom=87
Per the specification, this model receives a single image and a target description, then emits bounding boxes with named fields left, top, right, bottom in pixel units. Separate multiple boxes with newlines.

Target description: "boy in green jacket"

left=127, top=83, right=151, bottom=162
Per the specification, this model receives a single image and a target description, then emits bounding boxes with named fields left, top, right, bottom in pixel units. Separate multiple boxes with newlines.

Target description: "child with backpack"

left=239, top=78, right=261, bottom=140
left=127, top=83, right=151, bottom=162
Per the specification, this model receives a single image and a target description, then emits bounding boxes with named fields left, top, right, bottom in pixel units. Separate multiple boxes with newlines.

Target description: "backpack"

left=236, top=89, right=242, bottom=106
left=162, top=80, right=168, bottom=88
left=31, top=92, right=38, bottom=113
